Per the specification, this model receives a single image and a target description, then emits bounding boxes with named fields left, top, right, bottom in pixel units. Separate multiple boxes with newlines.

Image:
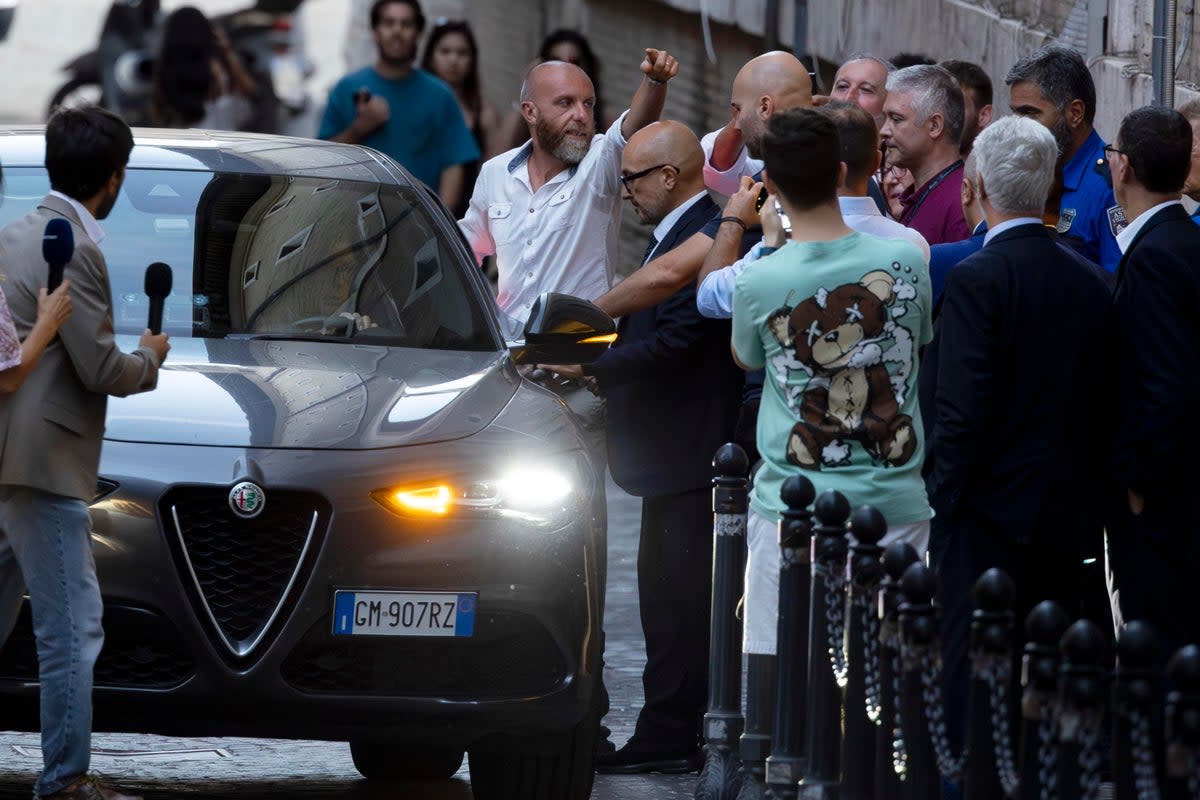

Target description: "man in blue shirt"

left=1006, top=45, right=1122, bottom=272
left=319, top=0, right=479, bottom=212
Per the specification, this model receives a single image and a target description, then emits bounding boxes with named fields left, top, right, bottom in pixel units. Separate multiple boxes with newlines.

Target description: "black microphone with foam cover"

left=42, top=218, right=74, bottom=293
left=144, top=262, right=172, bottom=335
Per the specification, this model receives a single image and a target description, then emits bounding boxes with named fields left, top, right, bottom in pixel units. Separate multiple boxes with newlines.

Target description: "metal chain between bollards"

left=919, top=646, right=966, bottom=781
left=980, top=652, right=1020, bottom=797
left=891, top=640, right=908, bottom=779
left=1037, top=711, right=1057, bottom=800
left=821, top=561, right=849, bottom=688
left=1128, top=708, right=1161, bottom=800
left=1078, top=721, right=1103, bottom=800
left=862, top=594, right=883, bottom=722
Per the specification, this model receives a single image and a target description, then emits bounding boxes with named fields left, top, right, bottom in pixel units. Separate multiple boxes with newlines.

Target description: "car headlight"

left=371, top=460, right=587, bottom=530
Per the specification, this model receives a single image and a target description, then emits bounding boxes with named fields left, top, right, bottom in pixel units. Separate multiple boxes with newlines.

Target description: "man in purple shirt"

left=881, top=64, right=971, bottom=245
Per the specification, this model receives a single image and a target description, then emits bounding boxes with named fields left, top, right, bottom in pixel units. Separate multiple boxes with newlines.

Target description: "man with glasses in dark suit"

left=548, top=121, right=742, bottom=774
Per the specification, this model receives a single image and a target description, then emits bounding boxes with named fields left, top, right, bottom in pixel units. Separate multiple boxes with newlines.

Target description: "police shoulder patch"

left=1056, top=208, right=1077, bottom=234
left=1107, top=204, right=1128, bottom=237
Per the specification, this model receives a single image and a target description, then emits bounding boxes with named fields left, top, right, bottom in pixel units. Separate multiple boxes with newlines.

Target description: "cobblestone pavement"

left=0, top=3, right=702, bottom=795
left=0, top=474, right=698, bottom=799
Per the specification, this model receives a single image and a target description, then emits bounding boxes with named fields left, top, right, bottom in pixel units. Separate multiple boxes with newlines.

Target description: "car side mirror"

left=508, top=292, right=616, bottom=365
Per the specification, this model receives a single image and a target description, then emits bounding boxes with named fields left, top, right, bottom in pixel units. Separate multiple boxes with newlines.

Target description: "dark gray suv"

left=0, top=128, right=611, bottom=800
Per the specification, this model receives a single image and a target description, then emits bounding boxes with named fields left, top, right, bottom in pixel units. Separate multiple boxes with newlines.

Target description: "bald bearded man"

left=565, top=121, right=742, bottom=774
left=596, top=51, right=813, bottom=319
left=459, top=48, right=679, bottom=337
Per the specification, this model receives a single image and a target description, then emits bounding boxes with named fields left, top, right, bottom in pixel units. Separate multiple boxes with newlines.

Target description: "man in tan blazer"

left=0, top=106, right=169, bottom=800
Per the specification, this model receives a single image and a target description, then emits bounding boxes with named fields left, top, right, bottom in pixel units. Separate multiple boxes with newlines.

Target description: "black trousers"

left=933, top=509, right=1107, bottom=752
left=1107, top=498, right=1200, bottom=669
left=627, top=487, right=713, bottom=752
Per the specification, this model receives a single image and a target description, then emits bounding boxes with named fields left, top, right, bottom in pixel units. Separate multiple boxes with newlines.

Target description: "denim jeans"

left=0, top=485, right=103, bottom=797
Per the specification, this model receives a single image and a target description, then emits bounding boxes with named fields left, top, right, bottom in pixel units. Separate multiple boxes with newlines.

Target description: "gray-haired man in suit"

left=0, top=106, right=169, bottom=800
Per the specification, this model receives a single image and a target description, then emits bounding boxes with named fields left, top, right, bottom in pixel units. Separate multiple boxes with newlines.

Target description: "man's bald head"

left=730, top=51, right=814, bottom=158
left=520, top=60, right=594, bottom=103
left=626, top=121, right=705, bottom=184
left=621, top=121, right=707, bottom=225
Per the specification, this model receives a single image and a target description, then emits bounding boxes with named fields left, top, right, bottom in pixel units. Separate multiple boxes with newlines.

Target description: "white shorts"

left=743, top=510, right=930, bottom=655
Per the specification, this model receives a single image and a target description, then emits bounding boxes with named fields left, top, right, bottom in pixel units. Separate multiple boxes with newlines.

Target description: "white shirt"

left=983, top=217, right=1042, bottom=246
left=459, top=112, right=629, bottom=339
left=49, top=190, right=105, bottom=245
left=1115, top=199, right=1183, bottom=253
left=699, top=127, right=762, bottom=196
left=696, top=195, right=932, bottom=319
left=645, top=190, right=710, bottom=263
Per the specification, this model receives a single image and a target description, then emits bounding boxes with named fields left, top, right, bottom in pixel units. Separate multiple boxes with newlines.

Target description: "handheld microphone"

left=42, top=218, right=74, bottom=293
left=144, top=262, right=172, bottom=335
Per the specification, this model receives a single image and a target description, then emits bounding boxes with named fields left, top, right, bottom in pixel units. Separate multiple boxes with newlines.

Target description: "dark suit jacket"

left=929, top=223, right=986, bottom=307
left=1111, top=203, right=1200, bottom=505
left=587, top=194, right=742, bottom=497
left=920, top=223, right=1112, bottom=546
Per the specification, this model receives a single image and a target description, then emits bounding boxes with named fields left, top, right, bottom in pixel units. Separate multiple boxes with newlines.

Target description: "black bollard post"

left=964, top=569, right=1018, bottom=800
left=696, top=443, right=750, bottom=800
left=1112, top=621, right=1160, bottom=800
left=763, top=476, right=816, bottom=800
left=797, top=490, right=851, bottom=799
left=737, top=654, right=778, bottom=800
left=1056, top=619, right=1108, bottom=800
left=841, top=506, right=887, bottom=800
left=898, top=561, right=941, bottom=800
left=875, top=543, right=919, bottom=800
left=1165, top=644, right=1200, bottom=800
left=1017, top=601, right=1070, bottom=800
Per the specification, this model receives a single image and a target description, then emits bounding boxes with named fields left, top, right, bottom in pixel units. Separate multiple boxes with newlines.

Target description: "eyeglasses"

left=1103, top=144, right=1124, bottom=159
left=620, top=164, right=674, bottom=191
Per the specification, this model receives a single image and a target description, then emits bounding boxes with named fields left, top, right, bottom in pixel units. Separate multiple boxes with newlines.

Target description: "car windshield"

left=0, top=167, right=496, bottom=351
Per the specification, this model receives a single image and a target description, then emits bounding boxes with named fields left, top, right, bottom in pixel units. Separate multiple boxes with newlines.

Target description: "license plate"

left=332, top=591, right=476, bottom=637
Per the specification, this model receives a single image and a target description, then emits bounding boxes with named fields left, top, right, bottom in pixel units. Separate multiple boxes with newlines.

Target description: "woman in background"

left=151, top=6, right=257, bottom=130
left=422, top=20, right=500, bottom=218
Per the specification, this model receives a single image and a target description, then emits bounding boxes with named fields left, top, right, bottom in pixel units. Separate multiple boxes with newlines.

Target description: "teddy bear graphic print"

left=766, top=266, right=918, bottom=470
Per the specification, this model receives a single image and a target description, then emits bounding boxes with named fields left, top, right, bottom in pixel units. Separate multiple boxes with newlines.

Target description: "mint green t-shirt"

left=732, top=231, right=933, bottom=525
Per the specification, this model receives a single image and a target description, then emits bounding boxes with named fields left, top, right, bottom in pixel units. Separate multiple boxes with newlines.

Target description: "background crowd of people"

left=320, top=0, right=1200, bottom=783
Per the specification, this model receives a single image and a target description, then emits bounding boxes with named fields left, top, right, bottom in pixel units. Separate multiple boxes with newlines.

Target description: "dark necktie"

left=641, top=235, right=659, bottom=266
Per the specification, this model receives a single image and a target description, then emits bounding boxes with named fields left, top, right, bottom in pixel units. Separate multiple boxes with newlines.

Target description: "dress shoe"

left=37, top=774, right=143, bottom=800
left=595, top=721, right=616, bottom=755
left=594, top=744, right=702, bottom=774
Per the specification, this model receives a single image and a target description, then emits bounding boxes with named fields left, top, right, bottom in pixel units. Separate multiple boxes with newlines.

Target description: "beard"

left=535, top=117, right=594, bottom=165
left=376, top=37, right=416, bottom=68
left=1050, top=115, right=1073, bottom=159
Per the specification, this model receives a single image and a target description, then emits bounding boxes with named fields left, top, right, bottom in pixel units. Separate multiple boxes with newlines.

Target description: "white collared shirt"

left=458, top=112, right=630, bottom=339
left=645, top=190, right=710, bottom=263
left=838, top=195, right=931, bottom=262
left=49, top=190, right=105, bottom=245
left=1115, top=199, right=1183, bottom=253
left=695, top=195, right=931, bottom=319
left=983, top=217, right=1042, bottom=246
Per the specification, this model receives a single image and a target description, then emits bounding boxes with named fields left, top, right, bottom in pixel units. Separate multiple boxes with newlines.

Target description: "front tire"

left=349, top=741, right=464, bottom=780
left=468, top=685, right=600, bottom=800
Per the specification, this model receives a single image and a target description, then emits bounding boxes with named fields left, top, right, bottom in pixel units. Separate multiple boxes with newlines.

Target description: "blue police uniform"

left=1055, top=129, right=1123, bottom=272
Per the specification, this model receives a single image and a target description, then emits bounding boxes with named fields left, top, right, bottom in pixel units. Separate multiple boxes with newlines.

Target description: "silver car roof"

left=0, top=127, right=410, bottom=185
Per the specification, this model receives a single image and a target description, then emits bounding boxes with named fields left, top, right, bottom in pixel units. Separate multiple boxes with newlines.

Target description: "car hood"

left=104, top=338, right=518, bottom=449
